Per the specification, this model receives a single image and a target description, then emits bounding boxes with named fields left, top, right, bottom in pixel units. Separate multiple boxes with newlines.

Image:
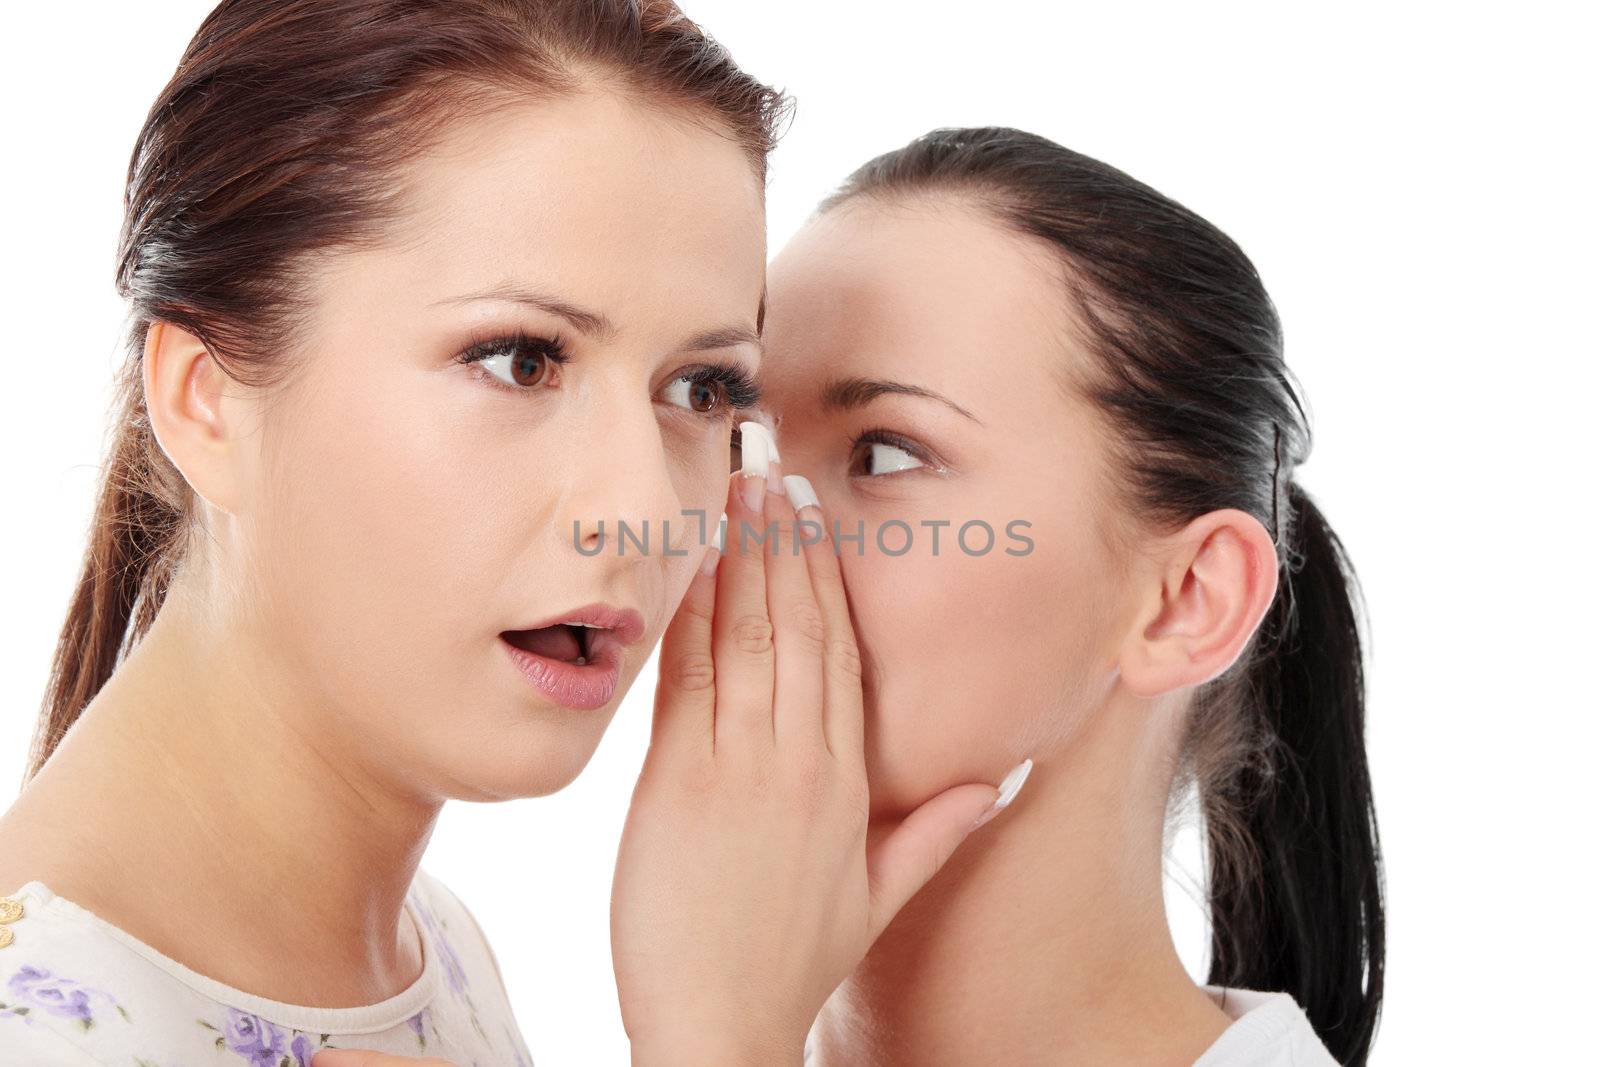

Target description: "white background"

left=2, top=2, right=1594, bottom=1063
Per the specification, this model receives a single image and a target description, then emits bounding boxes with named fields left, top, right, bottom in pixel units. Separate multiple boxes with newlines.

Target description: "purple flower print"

left=406, top=1007, right=428, bottom=1047
left=412, top=898, right=469, bottom=996
left=197, top=1014, right=318, bottom=1066
left=223, top=1007, right=291, bottom=1067
left=437, top=934, right=468, bottom=995
left=5, top=965, right=120, bottom=1029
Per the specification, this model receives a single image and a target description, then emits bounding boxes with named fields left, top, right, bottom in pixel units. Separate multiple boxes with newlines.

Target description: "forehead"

left=325, top=87, right=767, bottom=329
left=760, top=195, right=1075, bottom=415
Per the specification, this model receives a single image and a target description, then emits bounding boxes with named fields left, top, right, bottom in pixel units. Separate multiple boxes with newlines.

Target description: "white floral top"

left=0, top=867, right=534, bottom=1066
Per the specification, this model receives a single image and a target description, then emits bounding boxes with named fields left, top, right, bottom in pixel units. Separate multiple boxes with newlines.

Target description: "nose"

left=560, top=384, right=695, bottom=565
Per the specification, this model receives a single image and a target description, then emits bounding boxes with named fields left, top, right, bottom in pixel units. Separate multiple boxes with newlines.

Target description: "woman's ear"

left=142, top=319, right=244, bottom=515
left=1118, top=508, right=1279, bottom=698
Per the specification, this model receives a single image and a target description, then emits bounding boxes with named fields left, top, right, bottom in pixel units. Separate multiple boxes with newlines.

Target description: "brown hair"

left=24, top=0, right=790, bottom=786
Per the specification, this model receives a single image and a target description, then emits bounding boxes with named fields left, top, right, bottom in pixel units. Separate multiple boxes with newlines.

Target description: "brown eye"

left=491, top=339, right=560, bottom=388
left=849, top=433, right=928, bottom=477
left=458, top=332, right=569, bottom=392
left=508, top=346, right=552, bottom=387
left=691, top=379, right=724, bottom=413
left=664, top=373, right=729, bottom=416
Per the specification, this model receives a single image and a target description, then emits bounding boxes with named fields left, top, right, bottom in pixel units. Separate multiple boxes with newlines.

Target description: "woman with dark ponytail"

left=754, top=126, right=1385, bottom=1064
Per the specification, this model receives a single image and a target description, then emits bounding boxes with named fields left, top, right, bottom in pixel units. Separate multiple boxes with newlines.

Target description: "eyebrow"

left=819, top=375, right=983, bottom=424
left=434, top=284, right=760, bottom=355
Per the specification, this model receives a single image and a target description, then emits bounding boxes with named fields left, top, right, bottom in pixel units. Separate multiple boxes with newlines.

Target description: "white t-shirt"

left=1193, top=985, right=1337, bottom=1066
left=0, top=866, right=534, bottom=1066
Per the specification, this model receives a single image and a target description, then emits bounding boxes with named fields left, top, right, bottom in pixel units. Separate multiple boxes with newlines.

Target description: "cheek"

left=244, top=380, right=632, bottom=799
left=266, top=373, right=486, bottom=614
left=673, top=423, right=739, bottom=521
left=847, top=528, right=1117, bottom=816
left=242, top=366, right=516, bottom=739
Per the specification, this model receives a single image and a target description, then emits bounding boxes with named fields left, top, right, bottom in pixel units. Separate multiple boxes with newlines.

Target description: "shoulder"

left=408, top=868, right=535, bottom=1067
left=0, top=1016, right=105, bottom=1065
left=0, top=882, right=200, bottom=1061
left=1192, top=986, right=1338, bottom=1067
left=410, top=865, right=477, bottom=928
left=410, top=866, right=494, bottom=963
left=407, top=866, right=511, bottom=995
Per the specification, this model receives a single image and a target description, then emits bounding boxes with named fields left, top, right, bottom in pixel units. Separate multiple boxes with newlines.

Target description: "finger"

left=783, top=474, right=863, bottom=763
left=650, top=504, right=727, bottom=761
left=765, top=457, right=827, bottom=752
left=863, top=782, right=1004, bottom=945
left=712, top=423, right=777, bottom=753
left=311, top=1050, right=457, bottom=1067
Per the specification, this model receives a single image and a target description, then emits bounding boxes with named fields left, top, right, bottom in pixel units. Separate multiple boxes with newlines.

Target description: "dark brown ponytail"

left=1204, top=478, right=1383, bottom=1063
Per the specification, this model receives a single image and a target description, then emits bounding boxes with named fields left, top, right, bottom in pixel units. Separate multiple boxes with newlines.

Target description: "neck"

left=4, top=574, right=441, bottom=1006
left=810, top=696, right=1232, bottom=1066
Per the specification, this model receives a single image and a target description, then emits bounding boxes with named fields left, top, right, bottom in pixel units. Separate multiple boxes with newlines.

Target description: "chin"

left=863, top=703, right=1000, bottom=821
left=436, top=715, right=613, bottom=802
left=863, top=745, right=948, bottom=821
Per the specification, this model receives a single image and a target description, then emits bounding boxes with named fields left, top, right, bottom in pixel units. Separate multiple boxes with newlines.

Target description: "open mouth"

left=497, top=604, right=642, bottom=711
left=502, top=622, right=597, bottom=666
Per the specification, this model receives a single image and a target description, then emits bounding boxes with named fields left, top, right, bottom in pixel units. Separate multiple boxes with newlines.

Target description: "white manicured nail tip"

left=739, top=420, right=772, bottom=477
left=995, top=758, right=1033, bottom=809
left=783, top=474, right=820, bottom=512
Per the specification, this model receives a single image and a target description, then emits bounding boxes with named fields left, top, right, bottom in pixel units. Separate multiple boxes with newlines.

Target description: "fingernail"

left=766, top=428, right=785, bottom=495
left=971, top=758, right=1033, bottom=831
left=783, top=474, right=820, bottom=513
left=700, top=511, right=726, bottom=575
left=739, top=420, right=771, bottom=511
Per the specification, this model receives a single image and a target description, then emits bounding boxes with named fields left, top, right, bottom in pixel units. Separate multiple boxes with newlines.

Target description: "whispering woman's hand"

left=310, top=1051, right=456, bottom=1067
left=610, top=425, right=1023, bottom=1064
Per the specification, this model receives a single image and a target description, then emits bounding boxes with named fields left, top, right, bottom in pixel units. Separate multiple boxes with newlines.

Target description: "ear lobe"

left=142, top=319, right=241, bottom=515
left=1118, top=508, right=1279, bottom=698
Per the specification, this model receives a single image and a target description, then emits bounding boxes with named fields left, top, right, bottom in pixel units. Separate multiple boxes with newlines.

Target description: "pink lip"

left=516, top=603, right=646, bottom=646
left=500, top=602, right=646, bottom=711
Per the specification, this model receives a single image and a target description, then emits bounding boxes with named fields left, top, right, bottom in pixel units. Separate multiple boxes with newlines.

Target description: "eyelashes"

left=687, top=363, right=762, bottom=411
left=729, top=425, right=942, bottom=480
left=453, top=327, right=761, bottom=418
left=848, top=426, right=942, bottom=476
left=729, top=425, right=944, bottom=476
left=454, top=327, right=571, bottom=389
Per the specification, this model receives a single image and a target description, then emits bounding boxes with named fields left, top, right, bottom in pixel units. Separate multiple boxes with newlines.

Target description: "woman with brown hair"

left=0, top=3, right=1016, bottom=1063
